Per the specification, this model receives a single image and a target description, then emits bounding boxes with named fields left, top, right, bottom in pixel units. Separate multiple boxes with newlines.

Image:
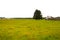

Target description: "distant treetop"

left=33, top=9, right=42, bottom=19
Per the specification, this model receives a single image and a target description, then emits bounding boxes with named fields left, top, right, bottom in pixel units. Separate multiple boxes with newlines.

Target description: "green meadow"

left=0, top=19, right=60, bottom=40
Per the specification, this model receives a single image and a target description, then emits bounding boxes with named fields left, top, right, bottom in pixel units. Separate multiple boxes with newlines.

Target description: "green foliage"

left=33, top=9, right=42, bottom=19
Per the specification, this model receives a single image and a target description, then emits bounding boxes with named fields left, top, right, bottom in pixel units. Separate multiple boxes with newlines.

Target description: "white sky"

left=0, top=0, right=60, bottom=18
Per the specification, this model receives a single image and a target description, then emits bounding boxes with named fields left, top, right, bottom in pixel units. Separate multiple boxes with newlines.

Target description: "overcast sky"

left=0, top=0, right=60, bottom=18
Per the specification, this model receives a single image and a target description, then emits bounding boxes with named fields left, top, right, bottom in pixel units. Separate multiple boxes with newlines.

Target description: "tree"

left=33, top=9, right=42, bottom=19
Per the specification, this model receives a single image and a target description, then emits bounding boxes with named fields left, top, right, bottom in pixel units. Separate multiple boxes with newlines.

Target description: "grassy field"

left=0, top=19, right=60, bottom=40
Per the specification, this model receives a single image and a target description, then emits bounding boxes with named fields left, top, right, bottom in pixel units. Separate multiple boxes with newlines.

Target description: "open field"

left=0, top=19, right=60, bottom=40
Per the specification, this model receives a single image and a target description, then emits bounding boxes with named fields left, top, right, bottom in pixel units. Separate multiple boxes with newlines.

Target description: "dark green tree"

left=33, top=9, right=42, bottom=19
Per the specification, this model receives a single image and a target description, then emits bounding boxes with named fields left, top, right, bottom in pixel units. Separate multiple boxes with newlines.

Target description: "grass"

left=0, top=19, right=60, bottom=40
